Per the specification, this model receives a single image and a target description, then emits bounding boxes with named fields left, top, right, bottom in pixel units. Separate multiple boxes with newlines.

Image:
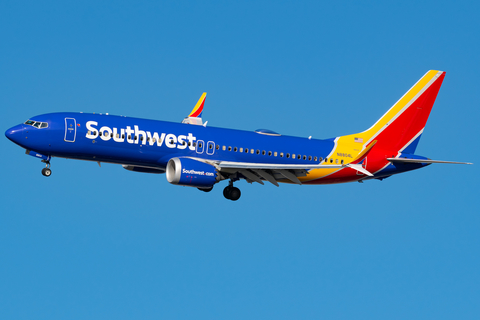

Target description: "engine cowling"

left=166, top=157, right=219, bottom=188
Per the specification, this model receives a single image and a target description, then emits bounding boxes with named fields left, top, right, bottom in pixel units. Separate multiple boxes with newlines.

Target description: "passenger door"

left=64, top=118, right=77, bottom=142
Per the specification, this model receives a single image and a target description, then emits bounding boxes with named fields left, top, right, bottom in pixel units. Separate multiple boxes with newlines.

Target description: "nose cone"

left=5, top=124, right=25, bottom=145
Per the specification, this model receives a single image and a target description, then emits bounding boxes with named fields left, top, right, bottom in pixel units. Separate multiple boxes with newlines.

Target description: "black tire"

left=42, top=168, right=52, bottom=177
left=229, top=187, right=241, bottom=201
left=223, top=186, right=232, bottom=199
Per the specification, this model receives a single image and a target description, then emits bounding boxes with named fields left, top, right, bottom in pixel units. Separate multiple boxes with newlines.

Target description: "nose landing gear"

left=41, top=160, right=52, bottom=177
left=223, top=180, right=241, bottom=201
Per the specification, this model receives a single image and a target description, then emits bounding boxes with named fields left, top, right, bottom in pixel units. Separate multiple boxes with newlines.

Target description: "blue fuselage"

left=6, top=112, right=335, bottom=169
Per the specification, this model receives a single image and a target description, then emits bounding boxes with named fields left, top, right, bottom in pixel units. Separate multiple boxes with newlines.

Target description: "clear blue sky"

left=1, top=1, right=479, bottom=319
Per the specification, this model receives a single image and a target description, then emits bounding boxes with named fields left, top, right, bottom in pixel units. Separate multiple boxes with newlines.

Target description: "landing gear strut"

left=223, top=180, right=241, bottom=201
left=41, top=160, right=52, bottom=177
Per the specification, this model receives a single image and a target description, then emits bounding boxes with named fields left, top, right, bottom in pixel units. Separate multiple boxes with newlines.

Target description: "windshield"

left=24, top=120, right=48, bottom=128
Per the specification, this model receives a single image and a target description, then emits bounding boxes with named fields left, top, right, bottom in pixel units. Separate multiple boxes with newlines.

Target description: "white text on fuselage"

left=85, top=121, right=197, bottom=150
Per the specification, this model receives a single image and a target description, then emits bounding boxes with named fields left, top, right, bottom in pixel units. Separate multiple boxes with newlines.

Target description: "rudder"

left=342, top=70, right=445, bottom=155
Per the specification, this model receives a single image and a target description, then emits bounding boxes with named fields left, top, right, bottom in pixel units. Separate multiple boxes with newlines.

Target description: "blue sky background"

left=1, top=1, right=479, bottom=319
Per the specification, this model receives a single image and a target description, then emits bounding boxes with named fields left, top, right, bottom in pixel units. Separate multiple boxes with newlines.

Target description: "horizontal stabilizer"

left=387, top=158, right=473, bottom=165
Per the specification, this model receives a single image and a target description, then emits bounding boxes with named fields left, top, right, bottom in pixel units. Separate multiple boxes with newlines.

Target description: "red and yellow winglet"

left=350, top=140, right=377, bottom=165
left=188, top=92, right=206, bottom=118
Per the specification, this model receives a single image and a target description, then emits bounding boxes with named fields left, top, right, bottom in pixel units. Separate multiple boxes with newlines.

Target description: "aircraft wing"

left=217, top=161, right=343, bottom=170
left=214, top=160, right=372, bottom=186
left=209, top=141, right=378, bottom=185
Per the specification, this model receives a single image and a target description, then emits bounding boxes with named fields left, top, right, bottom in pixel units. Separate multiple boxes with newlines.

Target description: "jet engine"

left=166, top=157, right=219, bottom=188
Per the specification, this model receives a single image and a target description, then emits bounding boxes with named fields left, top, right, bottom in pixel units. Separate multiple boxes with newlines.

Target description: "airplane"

left=5, top=70, right=472, bottom=200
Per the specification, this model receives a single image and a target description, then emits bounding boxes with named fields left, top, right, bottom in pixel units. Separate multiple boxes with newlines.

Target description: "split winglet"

left=343, top=141, right=377, bottom=176
left=351, top=140, right=377, bottom=165
left=182, top=92, right=206, bottom=125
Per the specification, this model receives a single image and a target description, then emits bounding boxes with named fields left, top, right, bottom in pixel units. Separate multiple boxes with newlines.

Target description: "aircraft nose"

left=5, top=124, right=25, bottom=144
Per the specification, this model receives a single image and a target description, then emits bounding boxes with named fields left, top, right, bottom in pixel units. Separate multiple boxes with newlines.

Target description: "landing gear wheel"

left=198, top=186, right=213, bottom=192
left=223, top=186, right=232, bottom=199
left=229, top=187, right=241, bottom=201
left=223, top=186, right=241, bottom=201
left=42, top=168, right=52, bottom=177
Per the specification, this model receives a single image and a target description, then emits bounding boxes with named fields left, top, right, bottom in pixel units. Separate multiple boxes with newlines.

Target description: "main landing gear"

left=41, top=160, right=52, bottom=177
left=223, top=180, right=241, bottom=201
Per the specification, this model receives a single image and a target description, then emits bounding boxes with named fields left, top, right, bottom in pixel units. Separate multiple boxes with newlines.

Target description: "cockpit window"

left=24, top=120, right=48, bottom=129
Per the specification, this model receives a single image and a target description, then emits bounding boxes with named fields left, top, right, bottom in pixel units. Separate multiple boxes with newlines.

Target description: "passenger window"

left=303, top=155, right=306, bottom=160
left=314, top=156, right=317, bottom=161
left=287, top=153, right=290, bottom=158
left=216, top=145, right=220, bottom=150
left=100, top=132, right=103, bottom=137
left=111, top=133, right=114, bottom=138
left=256, top=150, right=260, bottom=154
left=268, top=151, right=272, bottom=156
left=319, top=157, right=323, bottom=161
left=341, top=160, right=344, bottom=164
left=199, top=143, right=202, bottom=148
left=152, top=138, right=156, bottom=143
left=209, top=144, right=213, bottom=149
left=308, top=156, right=312, bottom=161
left=122, top=134, right=125, bottom=139
left=117, top=134, right=120, bottom=139
left=274, top=152, right=277, bottom=157
left=251, top=149, right=254, bottom=154
left=88, top=130, right=91, bottom=135
left=330, top=158, right=333, bottom=163
left=222, top=146, right=226, bottom=151
left=239, top=148, right=243, bottom=152
left=336, top=159, right=338, bottom=164
left=280, top=152, right=284, bottom=157
left=262, top=150, right=266, bottom=155
left=325, top=158, right=328, bottom=162
left=228, top=146, right=232, bottom=151
left=234, top=147, right=237, bottom=152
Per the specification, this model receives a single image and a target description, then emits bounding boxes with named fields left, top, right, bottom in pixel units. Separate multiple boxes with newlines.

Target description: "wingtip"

left=188, top=92, right=207, bottom=118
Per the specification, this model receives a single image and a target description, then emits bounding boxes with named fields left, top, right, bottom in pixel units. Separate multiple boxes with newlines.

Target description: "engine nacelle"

left=166, top=157, right=218, bottom=188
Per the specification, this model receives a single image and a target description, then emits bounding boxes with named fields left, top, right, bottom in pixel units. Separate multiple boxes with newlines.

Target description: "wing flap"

left=254, top=169, right=279, bottom=187
left=238, top=169, right=264, bottom=185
